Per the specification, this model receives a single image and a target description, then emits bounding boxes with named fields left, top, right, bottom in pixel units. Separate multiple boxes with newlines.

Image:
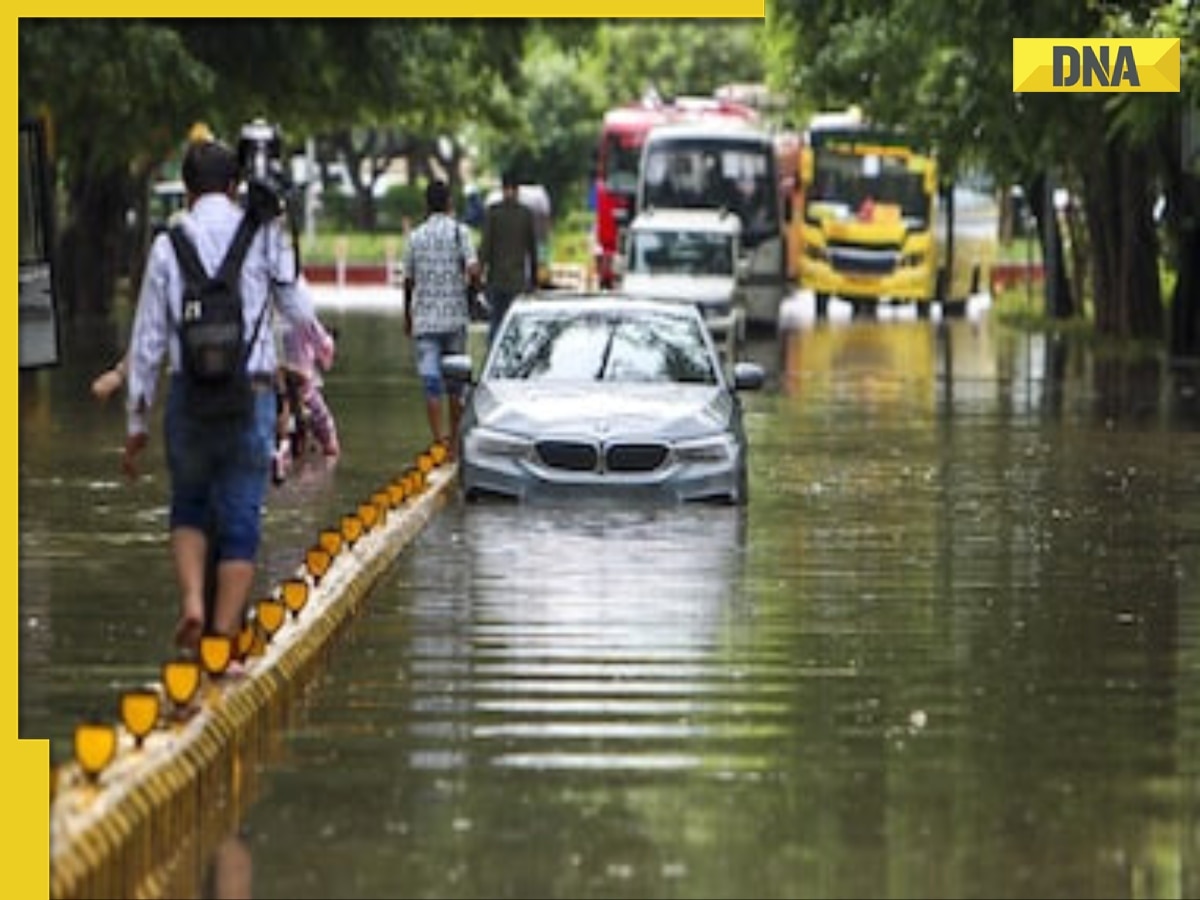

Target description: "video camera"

left=237, top=118, right=291, bottom=223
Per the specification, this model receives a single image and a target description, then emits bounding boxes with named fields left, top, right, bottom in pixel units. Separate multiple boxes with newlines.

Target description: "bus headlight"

left=901, top=252, right=925, bottom=268
left=804, top=244, right=827, bottom=263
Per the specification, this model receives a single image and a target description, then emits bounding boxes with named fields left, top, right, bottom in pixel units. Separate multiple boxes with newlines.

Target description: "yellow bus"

left=797, top=108, right=996, bottom=319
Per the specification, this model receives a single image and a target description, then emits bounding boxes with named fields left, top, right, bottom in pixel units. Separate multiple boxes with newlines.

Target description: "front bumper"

left=459, top=441, right=744, bottom=505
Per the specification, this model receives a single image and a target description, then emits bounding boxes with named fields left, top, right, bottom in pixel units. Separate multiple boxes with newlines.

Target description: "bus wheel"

left=853, top=298, right=878, bottom=319
left=916, top=302, right=931, bottom=320
left=943, top=299, right=967, bottom=319
left=815, top=292, right=829, bottom=319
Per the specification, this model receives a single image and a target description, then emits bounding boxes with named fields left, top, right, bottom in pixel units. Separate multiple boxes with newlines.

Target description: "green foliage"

left=593, top=21, right=768, bottom=102
left=487, top=44, right=604, bottom=217
left=20, top=21, right=214, bottom=177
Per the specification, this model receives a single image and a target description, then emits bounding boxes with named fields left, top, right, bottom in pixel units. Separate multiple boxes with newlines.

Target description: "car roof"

left=509, top=292, right=707, bottom=320
left=628, top=208, right=741, bottom=235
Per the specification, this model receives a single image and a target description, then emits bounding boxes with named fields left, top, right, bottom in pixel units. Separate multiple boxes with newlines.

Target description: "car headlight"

left=464, top=427, right=533, bottom=461
left=673, top=434, right=736, bottom=464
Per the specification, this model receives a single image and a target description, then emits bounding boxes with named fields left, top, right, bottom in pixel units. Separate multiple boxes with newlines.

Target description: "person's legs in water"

left=487, top=288, right=515, bottom=347
left=208, top=388, right=275, bottom=639
left=304, top=381, right=340, bottom=457
left=165, top=379, right=213, bottom=651
left=416, top=334, right=448, bottom=444
left=170, top=526, right=207, bottom=651
left=444, top=329, right=467, bottom=456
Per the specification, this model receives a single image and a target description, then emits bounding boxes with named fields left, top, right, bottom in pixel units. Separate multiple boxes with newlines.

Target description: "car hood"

left=472, top=381, right=735, bottom=441
left=621, top=274, right=737, bottom=307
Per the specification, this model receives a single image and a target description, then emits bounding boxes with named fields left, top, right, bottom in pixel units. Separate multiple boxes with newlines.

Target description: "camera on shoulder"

left=237, top=118, right=290, bottom=222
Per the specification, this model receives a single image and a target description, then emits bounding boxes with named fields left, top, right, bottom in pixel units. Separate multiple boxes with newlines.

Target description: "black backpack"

left=167, top=214, right=267, bottom=419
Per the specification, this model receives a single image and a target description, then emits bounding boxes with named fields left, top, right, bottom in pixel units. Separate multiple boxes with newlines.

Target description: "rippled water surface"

left=24, top=295, right=1200, bottom=898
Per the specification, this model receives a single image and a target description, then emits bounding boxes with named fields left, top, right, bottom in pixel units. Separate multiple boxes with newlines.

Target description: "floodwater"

left=24, top=291, right=1200, bottom=898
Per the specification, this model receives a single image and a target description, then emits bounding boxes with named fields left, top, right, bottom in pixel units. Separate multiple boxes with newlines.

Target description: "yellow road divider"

left=50, top=454, right=456, bottom=899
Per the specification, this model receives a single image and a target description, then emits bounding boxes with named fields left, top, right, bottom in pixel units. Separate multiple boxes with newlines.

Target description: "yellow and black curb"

left=50, top=447, right=454, bottom=900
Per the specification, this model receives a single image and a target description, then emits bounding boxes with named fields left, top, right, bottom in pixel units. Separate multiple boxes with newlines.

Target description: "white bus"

left=636, top=121, right=789, bottom=329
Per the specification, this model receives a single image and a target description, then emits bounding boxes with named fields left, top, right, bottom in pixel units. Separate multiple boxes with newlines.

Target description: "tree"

left=19, top=19, right=533, bottom=314
left=764, top=0, right=1198, bottom=348
left=481, top=40, right=604, bottom=215
left=20, top=20, right=213, bottom=316
left=592, top=20, right=767, bottom=103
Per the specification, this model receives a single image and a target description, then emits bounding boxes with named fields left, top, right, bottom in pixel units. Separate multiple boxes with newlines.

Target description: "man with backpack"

left=122, top=137, right=322, bottom=660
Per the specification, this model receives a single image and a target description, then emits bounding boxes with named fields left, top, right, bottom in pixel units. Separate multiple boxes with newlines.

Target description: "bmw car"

left=443, top=294, right=764, bottom=504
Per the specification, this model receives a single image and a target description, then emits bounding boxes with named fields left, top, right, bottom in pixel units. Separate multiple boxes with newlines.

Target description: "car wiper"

left=594, top=323, right=618, bottom=381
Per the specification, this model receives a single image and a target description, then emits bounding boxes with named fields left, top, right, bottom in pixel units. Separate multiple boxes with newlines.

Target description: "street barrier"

left=49, top=450, right=455, bottom=899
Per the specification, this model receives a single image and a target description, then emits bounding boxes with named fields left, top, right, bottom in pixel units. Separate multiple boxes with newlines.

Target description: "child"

left=275, top=314, right=339, bottom=472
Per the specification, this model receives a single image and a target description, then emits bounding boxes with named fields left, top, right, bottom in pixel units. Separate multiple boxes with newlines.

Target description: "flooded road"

left=25, top=292, right=1200, bottom=897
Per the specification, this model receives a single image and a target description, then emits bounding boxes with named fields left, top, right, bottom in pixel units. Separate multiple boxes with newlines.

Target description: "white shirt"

left=125, top=192, right=317, bottom=436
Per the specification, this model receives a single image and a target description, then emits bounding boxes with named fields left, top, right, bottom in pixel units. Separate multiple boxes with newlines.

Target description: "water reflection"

left=27, top=297, right=1200, bottom=898
left=432, top=503, right=750, bottom=773
left=201, top=832, right=253, bottom=900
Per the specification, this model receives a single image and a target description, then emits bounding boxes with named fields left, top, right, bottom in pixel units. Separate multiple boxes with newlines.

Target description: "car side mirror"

left=732, top=361, right=765, bottom=392
left=441, top=354, right=474, bottom=386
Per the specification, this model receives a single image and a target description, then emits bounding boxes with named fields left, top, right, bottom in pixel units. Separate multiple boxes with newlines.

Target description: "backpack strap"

left=167, top=225, right=209, bottom=288
left=216, top=213, right=261, bottom=285
left=223, top=214, right=274, bottom=369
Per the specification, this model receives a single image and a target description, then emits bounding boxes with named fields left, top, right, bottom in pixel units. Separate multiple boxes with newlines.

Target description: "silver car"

left=444, top=294, right=764, bottom=504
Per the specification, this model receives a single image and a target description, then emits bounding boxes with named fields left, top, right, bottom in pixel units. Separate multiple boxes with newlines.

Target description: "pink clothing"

left=278, top=316, right=340, bottom=458
left=281, top=317, right=335, bottom=386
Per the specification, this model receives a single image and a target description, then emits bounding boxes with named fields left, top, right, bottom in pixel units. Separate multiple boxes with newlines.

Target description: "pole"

left=1043, top=169, right=1059, bottom=318
left=305, top=137, right=317, bottom=245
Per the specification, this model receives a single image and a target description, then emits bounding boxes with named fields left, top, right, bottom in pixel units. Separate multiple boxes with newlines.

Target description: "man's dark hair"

left=425, top=179, right=451, bottom=213
left=501, top=169, right=519, bottom=190
left=182, top=140, right=239, bottom=197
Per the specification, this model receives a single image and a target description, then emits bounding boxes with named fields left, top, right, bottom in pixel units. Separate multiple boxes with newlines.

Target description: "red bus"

left=592, top=95, right=757, bottom=288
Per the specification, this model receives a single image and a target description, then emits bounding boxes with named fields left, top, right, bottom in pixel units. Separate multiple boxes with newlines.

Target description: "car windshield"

left=487, top=308, right=718, bottom=385
left=628, top=229, right=734, bottom=277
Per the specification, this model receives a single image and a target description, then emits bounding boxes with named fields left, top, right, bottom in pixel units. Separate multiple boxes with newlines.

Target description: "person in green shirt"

left=479, top=170, right=538, bottom=345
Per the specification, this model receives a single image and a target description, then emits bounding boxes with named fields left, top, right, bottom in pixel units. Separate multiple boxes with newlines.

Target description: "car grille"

left=534, top=440, right=671, bottom=474
left=605, top=443, right=669, bottom=473
left=536, top=440, right=598, bottom=472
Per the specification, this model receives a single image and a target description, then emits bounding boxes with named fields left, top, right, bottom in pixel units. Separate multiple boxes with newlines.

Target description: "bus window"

left=19, top=119, right=60, bottom=369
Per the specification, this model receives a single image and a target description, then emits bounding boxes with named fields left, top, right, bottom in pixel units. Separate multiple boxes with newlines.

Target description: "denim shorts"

left=415, top=329, right=467, bottom=400
left=164, top=375, right=276, bottom=561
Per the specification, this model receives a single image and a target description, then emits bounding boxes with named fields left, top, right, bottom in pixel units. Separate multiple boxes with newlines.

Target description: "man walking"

left=479, top=170, right=538, bottom=345
left=403, top=178, right=479, bottom=452
left=122, top=137, right=322, bottom=655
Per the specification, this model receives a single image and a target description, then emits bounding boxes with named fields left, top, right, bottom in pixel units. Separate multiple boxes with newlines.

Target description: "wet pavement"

left=25, top=288, right=1200, bottom=898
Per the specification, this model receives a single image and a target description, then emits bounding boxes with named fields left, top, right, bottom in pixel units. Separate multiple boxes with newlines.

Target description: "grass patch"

left=299, top=211, right=597, bottom=269
left=990, top=287, right=1093, bottom=336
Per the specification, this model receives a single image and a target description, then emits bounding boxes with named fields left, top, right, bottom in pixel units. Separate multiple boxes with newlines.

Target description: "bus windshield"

left=641, top=139, right=779, bottom=240
left=808, top=148, right=930, bottom=228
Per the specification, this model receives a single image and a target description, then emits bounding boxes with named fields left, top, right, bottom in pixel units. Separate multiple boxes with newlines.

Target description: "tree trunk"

left=1160, top=106, right=1200, bottom=360
left=1081, top=140, right=1162, bottom=340
left=1169, top=175, right=1200, bottom=359
left=58, top=166, right=131, bottom=319
left=1026, top=171, right=1075, bottom=319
